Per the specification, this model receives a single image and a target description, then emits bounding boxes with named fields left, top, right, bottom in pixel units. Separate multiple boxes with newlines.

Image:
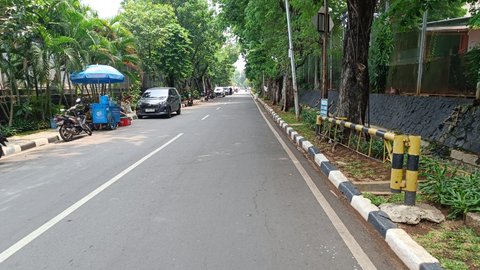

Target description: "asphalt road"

left=0, top=94, right=407, bottom=270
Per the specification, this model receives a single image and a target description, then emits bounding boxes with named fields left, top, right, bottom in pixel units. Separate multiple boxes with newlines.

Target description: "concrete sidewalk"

left=2, top=129, right=60, bottom=157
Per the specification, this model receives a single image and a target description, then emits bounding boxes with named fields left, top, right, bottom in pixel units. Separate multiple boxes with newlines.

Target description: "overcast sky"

left=81, top=0, right=122, bottom=19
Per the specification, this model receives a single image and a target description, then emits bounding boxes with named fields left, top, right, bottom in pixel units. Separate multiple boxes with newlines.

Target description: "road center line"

left=253, top=99, right=377, bottom=270
left=0, top=133, right=184, bottom=264
left=216, top=107, right=221, bottom=110
left=201, top=115, right=210, bottom=121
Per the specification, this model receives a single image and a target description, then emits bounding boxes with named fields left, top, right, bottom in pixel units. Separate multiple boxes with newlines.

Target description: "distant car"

left=136, top=87, right=181, bottom=118
left=223, top=87, right=233, bottom=95
left=214, top=87, right=225, bottom=97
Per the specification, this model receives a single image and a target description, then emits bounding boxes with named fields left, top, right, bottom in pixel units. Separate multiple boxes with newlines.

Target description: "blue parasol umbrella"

left=70, top=64, right=125, bottom=84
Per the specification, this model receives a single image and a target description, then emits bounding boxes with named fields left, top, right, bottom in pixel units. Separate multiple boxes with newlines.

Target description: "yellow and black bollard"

left=405, top=135, right=421, bottom=206
left=316, top=116, right=322, bottom=135
left=390, top=135, right=406, bottom=193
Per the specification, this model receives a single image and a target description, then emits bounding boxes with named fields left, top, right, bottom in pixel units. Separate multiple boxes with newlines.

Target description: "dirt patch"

left=314, top=139, right=391, bottom=182
left=268, top=102, right=391, bottom=183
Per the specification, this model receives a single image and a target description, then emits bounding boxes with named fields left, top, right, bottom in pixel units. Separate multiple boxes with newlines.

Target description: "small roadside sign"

left=312, top=7, right=334, bottom=33
left=320, top=99, right=328, bottom=117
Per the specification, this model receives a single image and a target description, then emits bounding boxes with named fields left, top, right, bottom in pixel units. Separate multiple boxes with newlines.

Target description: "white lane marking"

left=0, top=133, right=184, bottom=264
left=253, top=100, right=377, bottom=270
left=216, top=107, right=221, bottom=110
left=201, top=115, right=210, bottom=121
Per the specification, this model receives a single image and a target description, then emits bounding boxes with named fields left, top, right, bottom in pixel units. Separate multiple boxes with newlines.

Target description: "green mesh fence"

left=387, top=29, right=477, bottom=96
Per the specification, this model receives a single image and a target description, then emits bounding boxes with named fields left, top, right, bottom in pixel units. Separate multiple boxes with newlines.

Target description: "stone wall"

left=300, top=90, right=480, bottom=155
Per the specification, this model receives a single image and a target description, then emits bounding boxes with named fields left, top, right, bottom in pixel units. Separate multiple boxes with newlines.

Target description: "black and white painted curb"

left=2, top=135, right=60, bottom=157
left=256, top=97, right=442, bottom=270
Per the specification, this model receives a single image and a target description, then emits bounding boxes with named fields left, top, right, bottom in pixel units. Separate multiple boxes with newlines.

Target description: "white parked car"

left=214, top=87, right=225, bottom=97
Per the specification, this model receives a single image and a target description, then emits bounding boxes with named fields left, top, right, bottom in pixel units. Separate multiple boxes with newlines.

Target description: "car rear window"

left=142, top=89, right=168, bottom=98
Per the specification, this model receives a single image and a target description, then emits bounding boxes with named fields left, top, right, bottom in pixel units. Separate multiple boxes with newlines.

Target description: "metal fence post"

left=316, top=115, right=322, bottom=135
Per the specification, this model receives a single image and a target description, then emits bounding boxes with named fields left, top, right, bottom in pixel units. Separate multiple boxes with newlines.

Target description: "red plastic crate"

left=119, top=117, right=131, bottom=126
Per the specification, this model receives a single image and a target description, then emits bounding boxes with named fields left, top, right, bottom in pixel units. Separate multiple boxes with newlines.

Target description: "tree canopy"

left=1, top=0, right=479, bottom=134
left=220, top=0, right=480, bottom=123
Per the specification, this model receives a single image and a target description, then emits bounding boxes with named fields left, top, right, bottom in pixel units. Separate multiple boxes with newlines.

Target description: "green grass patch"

left=414, top=225, right=480, bottom=270
left=343, top=161, right=376, bottom=179
left=362, top=192, right=405, bottom=206
left=277, top=110, right=317, bottom=143
left=362, top=192, right=428, bottom=206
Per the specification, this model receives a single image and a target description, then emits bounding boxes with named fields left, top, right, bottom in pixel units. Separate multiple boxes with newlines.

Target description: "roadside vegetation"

left=265, top=100, right=480, bottom=270
left=0, top=0, right=238, bottom=136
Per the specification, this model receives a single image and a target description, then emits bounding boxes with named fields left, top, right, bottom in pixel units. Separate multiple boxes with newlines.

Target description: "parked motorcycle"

left=55, top=98, right=92, bottom=142
left=0, top=135, right=7, bottom=159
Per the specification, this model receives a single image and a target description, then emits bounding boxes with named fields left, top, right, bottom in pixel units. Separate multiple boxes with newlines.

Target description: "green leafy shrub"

left=51, top=104, right=65, bottom=116
left=300, top=106, right=318, bottom=131
left=0, top=119, right=49, bottom=136
left=0, top=125, right=18, bottom=137
left=420, top=158, right=480, bottom=219
left=370, top=139, right=384, bottom=159
left=192, top=90, right=200, bottom=99
left=464, top=47, right=480, bottom=88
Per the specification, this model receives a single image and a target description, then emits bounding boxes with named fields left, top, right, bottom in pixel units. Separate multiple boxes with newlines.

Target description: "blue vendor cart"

left=70, top=65, right=125, bottom=130
left=91, top=95, right=121, bottom=130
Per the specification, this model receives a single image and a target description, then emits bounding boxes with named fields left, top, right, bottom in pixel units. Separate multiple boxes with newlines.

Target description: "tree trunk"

left=168, top=74, right=175, bottom=88
left=314, top=56, right=320, bottom=91
left=8, top=79, right=14, bottom=127
left=206, top=78, right=212, bottom=93
left=272, top=78, right=278, bottom=103
left=266, top=78, right=273, bottom=101
left=281, top=73, right=287, bottom=111
left=335, top=0, right=376, bottom=124
left=274, top=77, right=282, bottom=105
left=283, top=76, right=294, bottom=112
left=271, top=78, right=279, bottom=105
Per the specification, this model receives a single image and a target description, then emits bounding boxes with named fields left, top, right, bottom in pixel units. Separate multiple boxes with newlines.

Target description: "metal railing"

left=316, top=116, right=421, bottom=205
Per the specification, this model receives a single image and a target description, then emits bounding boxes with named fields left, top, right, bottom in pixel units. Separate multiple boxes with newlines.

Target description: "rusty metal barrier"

left=316, top=116, right=421, bottom=205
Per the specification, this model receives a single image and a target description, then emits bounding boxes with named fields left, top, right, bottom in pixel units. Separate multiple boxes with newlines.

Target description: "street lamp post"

left=284, top=0, right=300, bottom=120
left=322, top=0, right=329, bottom=99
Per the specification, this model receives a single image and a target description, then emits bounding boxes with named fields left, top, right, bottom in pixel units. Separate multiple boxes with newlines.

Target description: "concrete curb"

left=256, top=98, right=442, bottom=270
left=3, top=135, right=60, bottom=157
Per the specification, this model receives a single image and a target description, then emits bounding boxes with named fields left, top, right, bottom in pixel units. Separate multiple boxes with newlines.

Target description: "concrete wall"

left=300, top=90, right=480, bottom=154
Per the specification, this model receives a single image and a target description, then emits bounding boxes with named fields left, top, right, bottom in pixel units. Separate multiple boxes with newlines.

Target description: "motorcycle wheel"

left=59, top=125, right=74, bottom=142
left=83, top=124, right=93, bottom=136
left=108, top=117, right=117, bottom=130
